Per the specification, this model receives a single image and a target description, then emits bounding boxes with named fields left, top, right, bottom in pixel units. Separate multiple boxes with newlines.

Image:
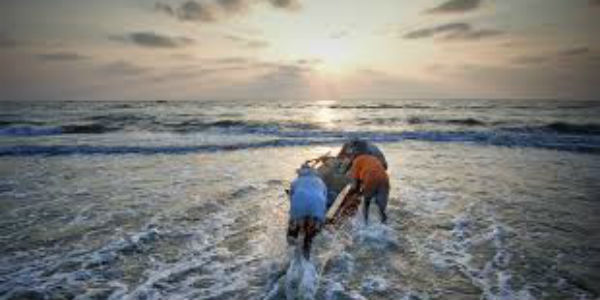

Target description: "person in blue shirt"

left=287, top=163, right=327, bottom=259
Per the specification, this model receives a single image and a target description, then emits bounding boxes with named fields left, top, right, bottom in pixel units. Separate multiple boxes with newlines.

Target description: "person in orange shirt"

left=337, top=139, right=388, bottom=170
left=346, top=154, right=390, bottom=224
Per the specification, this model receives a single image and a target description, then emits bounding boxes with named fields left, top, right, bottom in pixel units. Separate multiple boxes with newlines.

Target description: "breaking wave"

left=1, top=127, right=599, bottom=156
left=0, top=120, right=321, bottom=136
left=501, top=122, right=600, bottom=135
left=2, top=115, right=598, bottom=139
left=406, top=117, right=487, bottom=126
left=0, top=123, right=115, bottom=136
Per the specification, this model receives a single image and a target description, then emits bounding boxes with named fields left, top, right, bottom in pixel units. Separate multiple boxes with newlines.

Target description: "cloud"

left=246, top=40, right=269, bottom=48
left=213, top=57, right=251, bottom=64
left=0, top=33, right=18, bottom=49
left=511, top=46, right=593, bottom=66
left=340, top=67, right=446, bottom=99
left=223, top=34, right=269, bottom=48
left=403, top=22, right=503, bottom=41
left=357, top=68, right=389, bottom=77
left=425, top=0, right=481, bottom=14
left=232, top=63, right=313, bottom=99
left=444, top=28, right=503, bottom=40
left=166, top=0, right=251, bottom=22
left=268, top=0, right=301, bottom=10
left=296, top=58, right=322, bottom=65
left=590, top=0, right=600, bottom=6
left=425, top=63, right=446, bottom=72
left=176, top=1, right=219, bottom=21
left=218, top=0, right=251, bottom=13
left=154, top=2, right=175, bottom=15
left=452, top=61, right=600, bottom=99
left=155, top=0, right=300, bottom=23
left=511, top=55, right=548, bottom=65
left=111, top=32, right=194, bottom=48
left=403, top=22, right=469, bottom=39
left=37, top=52, right=89, bottom=61
left=101, top=61, right=148, bottom=76
left=559, top=47, right=590, bottom=57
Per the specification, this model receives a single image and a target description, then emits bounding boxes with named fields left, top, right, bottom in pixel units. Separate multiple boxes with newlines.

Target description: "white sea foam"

left=427, top=214, right=535, bottom=300
left=352, top=220, right=400, bottom=251
left=284, top=248, right=319, bottom=300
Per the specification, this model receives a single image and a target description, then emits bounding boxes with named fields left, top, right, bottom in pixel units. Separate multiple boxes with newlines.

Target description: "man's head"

left=286, top=163, right=323, bottom=196
left=348, top=139, right=368, bottom=154
left=338, top=138, right=367, bottom=158
left=296, top=163, right=317, bottom=177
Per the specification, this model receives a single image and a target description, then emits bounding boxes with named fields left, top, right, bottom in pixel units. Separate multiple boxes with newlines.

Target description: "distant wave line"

left=1, top=120, right=599, bottom=137
left=1, top=130, right=599, bottom=156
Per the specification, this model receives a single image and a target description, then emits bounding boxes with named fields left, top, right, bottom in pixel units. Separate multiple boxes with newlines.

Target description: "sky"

left=0, top=0, right=599, bottom=101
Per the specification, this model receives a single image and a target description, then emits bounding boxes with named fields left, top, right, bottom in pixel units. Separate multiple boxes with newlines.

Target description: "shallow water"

left=1, top=100, right=599, bottom=300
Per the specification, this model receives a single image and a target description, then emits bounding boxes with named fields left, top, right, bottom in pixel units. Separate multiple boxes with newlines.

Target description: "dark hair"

left=350, top=139, right=368, bottom=153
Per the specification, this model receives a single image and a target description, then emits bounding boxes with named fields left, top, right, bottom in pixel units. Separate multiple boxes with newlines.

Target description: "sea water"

left=0, top=99, right=599, bottom=300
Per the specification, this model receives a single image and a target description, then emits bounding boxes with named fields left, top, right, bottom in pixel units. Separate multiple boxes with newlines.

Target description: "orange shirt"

left=348, top=154, right=389, bottom=196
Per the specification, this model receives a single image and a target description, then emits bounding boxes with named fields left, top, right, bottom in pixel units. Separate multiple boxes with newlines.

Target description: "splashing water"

left=284, top=248, right=319, bottom=300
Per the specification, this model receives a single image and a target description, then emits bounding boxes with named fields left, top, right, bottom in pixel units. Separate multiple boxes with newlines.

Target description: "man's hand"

left=347, top=179, right=360, bottom=194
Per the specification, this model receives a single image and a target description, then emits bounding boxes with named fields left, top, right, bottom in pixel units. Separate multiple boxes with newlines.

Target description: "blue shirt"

left=289, top=168, right=327, bottom=222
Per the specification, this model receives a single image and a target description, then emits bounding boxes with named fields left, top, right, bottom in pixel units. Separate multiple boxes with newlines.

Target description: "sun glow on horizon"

left=307, top=39, right=354, bottom=75
left=312, top=99, right=338, bottom=128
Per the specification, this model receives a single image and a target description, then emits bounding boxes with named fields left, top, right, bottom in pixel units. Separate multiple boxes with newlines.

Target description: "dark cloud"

left=444, top=28, right=503, bottom=40
left=161, top=0, right=249, bottom=21
left=268, top=0, right=301, bottom=10
left=590, top=0, right=600, bottom=6
left=511, top=46, right=594, bottom=66
left=0, top=33, right=18, bottom=49
left=559, top=47, right=590, bottom=57
left=296, top=58, right=322, bottom=65
left=155, top=0, right=300, bottom=23
left=160, top=1, right=219, bottom=22
left=130, top=32, right=193, bottom=48
left=111, top=32, right=193, bottom=48
left=154, top=2, right=175, bottom=15
left=403, top=22, right=503, bottom=41
left=425, top=0, right=481, bottom=14
left=218, top=0, right=250, bottom=13
left=37, top=52, right=89, bottom=61
left=275, top=64, right=310, bottom=74
left=403, top=22, right=469, bottom=39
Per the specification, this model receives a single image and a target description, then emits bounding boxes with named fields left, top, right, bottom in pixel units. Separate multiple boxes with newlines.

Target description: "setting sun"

left=307, top=39, right=352, bottom=73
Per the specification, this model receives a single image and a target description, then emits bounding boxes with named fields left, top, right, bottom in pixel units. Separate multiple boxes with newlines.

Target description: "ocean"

left=0, top=99, right=599, bottom=300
